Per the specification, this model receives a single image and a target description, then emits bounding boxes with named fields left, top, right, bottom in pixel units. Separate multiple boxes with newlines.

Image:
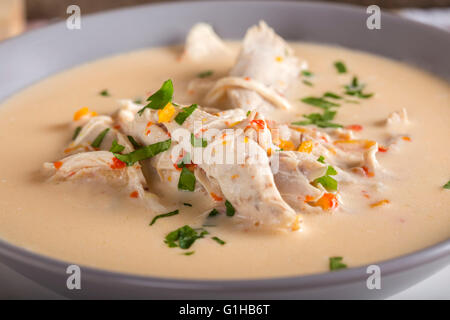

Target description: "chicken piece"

left=43, top=151, right=168, bottom=213
left=199, top=132, right=298, bottom=229
left=204, top=21, right=301, bottom=114
left=272, top=151, right=325, bottom=212
left=386, top=108, right=409, bottom=126
left=183, top=23, right=231, bottom=61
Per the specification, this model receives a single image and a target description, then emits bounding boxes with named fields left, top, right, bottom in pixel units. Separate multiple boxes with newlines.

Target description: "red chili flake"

left=54, top=161, right=63, bottom=170
left=244, top=77, right=251, bottom=81
left=362, top=166, right=375, bottom=178
left=110, top=157, right=126, bottom=170
left=250, top=119, right=265, bottom=130
left=129, top=191, right=139, bottom=198
left=113, top=124, right=121, bottom=130
left=346, top=124, right=363, bottom=131
left=378, top=146, right=388, bottom=152
left=210, top=192, right=223, bottom=202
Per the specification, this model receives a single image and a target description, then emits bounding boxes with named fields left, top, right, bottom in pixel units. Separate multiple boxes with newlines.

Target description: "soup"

left=0, top=22, right=448, bottom=279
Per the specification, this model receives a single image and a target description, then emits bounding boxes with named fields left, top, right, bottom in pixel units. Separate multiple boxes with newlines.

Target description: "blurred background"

left=1, top=0, right=449, bottom=41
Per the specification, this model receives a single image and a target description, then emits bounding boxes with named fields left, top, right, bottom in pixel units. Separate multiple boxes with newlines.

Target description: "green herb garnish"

left=174, top=104, right=197, bottom=125
left=99, top=89, right=110, bottom=97
left=72, top=126, right=82, bottom=141
left=191, top=133, right=208, bottom=148
left=113, top=139, right=171, bottom=166
left=246, top=110, right=251, bottom=117
left=127, top=135, right=142, bottom=149
left=208, top=208, right=220, bottom=217
left=344, top=77, right=373, bottom=98
left=212, top=236, right=226, bottom=245
left=133, top=99, right=142, bottom=104
left=197, top=70, right=213, bottom=78
left=443, top=181, right=450, bottom=189
left=183, top=251, right=195, bottom=256
left=183, top=203, right=193, bottom=207
left=178, top=166, right=196, bottom=191
left=164, top=225, right=207, bottom=249
left=317, top=155, right=325, bottom=164
left=334, top=61, right=347, bottom=74
left=138, top=79, right=174, bottom=115
left=149, top=210, right=179, bottom=226
left=301, top=70, right=313, bottom=77
left=301, top=97, right=340, bottom=109
left=314, top=166, right=338, bottom=191
left=292, top=109, right=342, bottom=129
left=323, top=92, right=342, bottom=99
left=302, top=80, right=313, bottom=87
left=109, top=140, right=125, bottom=153
left=225, top=200, right=235, bottom=217
left=329, top=256, right=347, bottom=271
left=91, top=128, right=110, bottom=148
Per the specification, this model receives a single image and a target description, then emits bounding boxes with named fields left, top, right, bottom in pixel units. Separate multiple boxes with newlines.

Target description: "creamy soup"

left=0, top=22, right=449, bottom=279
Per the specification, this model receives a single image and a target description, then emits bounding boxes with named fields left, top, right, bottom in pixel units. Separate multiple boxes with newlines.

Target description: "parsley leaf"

left=334, top=61, right=347, bottom=74
left=114, top=139, right=171, bottom=166
left=212, top=236, right=226, bottom=245
left=208, top=208, right=220, bottom=217
left=225, top=200, right=235, bottom=217
left=323, top=92, right=342, bottom=99
left=174, top=104, right=197, bottom=125
left=164, top=225, right=207, bottom=249
left=138, top=79, right=174, bottom=115
left=301, top=97, right=340, bottom=109
left=197, top=70, right=213, bottom=78
left=344, top=77, right=373, bottom=98
left=178, top=166, right=196, bottom=191
left=99, top=89, right=110, bottom=97
left=317, top=155, right=325, bottom=164
left=329, top=256, right=347, bottom=271
left=302, top=80, right=313, bottom=87
left=292, top=109, right=342, bottom=129
left=301, top=70, right=313, bottom=77
left=314, top=166, right=338, bottom=191
left=91, top=128, right=110, bottom=148
left=191, top=133, right=208, bottom=148
left=72, top=126, right=82, bottom=141
left=109, top=140, right=125, bottom=153
left=149, top=210, right=179, bottom=226
left=443, top=181, right=450, bottom=189
left=127, top=135, right=142, bottom=149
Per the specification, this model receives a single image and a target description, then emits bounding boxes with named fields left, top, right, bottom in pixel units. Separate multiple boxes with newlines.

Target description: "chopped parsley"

left=99, top=89, right=110, bottom=97
left=208, top=208, right=220, bottom=217
left=329, top=256, right=347, bottom=271
left=91, top=128, right=110, bottom=148
left=443, top=181, right=450, bottom=189
left=174, top=104, right=197, bottom=125
left=183, top=251, right=195, bottom=256
left=292, top=109, right=342, bottom=128
left=225, top=200, right=235, bottom=217
left=212, top=236, right=226, bottom=245
left=149, top=210, right=179, bottom=226
left=127, top=135, right=142, bottom=149
left=109, top=140, right=125, bottom=153
left=317, top=155, right=325, bottom=164
left=133, top=98, right=142, bottom=104
left=301, top=97, right=340, bottom=109
left=334, top=61, right=347, bottom=74
left=138, top=79, right=174, bottom=115
left=246, top=110, right=251, bottom=117
left=113, top=139, right=171, bottom=166
left=344, top=77, right=373, bottom=98
left=197, top=70, right=213, bottom=78
left=183, top=203, right=193, bottom=207
left=314, top=166, right=338, bottom=191
left=323, top=92, right=342, bottom=99
left=301, top=70, right=313, bottom=77
left=178, top=166, right=196, bottom=191
left=191, top=133, right=208, bottom=148
left=164, top=225, right=207, bottom=249
left=72, top=126, right=82, bottom=141
left=302, top=80, right=313, bottom=87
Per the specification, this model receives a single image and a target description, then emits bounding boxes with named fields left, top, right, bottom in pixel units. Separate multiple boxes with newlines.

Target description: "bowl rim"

left=0, top=0, right=449, bottom=292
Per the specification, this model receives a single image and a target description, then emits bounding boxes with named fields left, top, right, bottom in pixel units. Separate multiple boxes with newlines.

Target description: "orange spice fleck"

left=244, top=77, right=251, bottom=81
left=113, top=124, right=121, bottom=130
left=313, top=193, right=338, bottom=211
left=250, top=119, right=265, bottom=130
left=362, top=166, right=375, bottom=178
left=298, top=140, right=313, bottom=153
left=402, top=136, right=411, bottom=142
left=291, top=216, right=301, bottom=231
left=231, top=174, right=239, bottom=180
left=129, top=191, right=139, bottom=199
left=110, top=157, right=126, bottom=170
left=370, top=199, right=390, bottom=208
left=210, top=192, right=223, bottom=202
left=54, top=161, right=63, bottom=170
left=304, top=195, right=315, bottom=203
left=346, top=124, right=363, bottom=131
left=378, top=146, right=388, bottom=153
left=275, top=56, right=283, bottom=62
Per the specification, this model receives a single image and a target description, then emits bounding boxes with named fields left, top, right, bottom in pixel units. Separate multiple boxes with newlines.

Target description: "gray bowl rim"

left=0, top=0, right=448, bottom=292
